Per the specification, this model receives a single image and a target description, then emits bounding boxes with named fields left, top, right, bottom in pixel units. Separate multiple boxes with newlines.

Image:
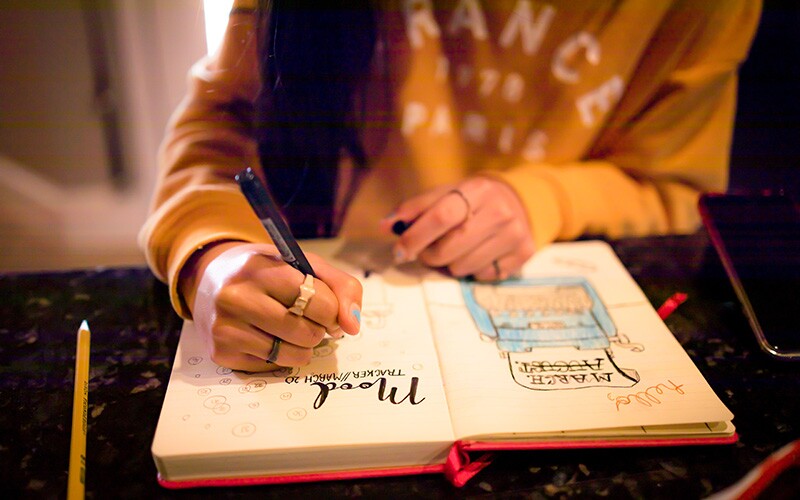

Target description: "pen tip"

left=80, top=320, right=90, bottom=332
left=391, top=220, right=410, bottom=235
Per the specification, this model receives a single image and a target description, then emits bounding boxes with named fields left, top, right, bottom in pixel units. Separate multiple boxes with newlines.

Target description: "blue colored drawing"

left=461, top=277, right=642, bottom=390
left=462, top=276, right=618, bottom=351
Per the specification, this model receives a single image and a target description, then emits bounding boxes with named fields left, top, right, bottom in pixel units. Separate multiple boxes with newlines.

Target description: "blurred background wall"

left=0, top=0, right=797, bottom=273
left=0, top=0, right=206, bottom=272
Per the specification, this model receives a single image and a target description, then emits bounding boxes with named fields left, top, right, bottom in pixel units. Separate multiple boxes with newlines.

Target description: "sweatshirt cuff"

left=139, top=186, right=269, bottom=319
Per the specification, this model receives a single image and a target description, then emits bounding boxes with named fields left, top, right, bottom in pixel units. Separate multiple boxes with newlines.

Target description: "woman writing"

left=139, top=0, right=760, bottom=371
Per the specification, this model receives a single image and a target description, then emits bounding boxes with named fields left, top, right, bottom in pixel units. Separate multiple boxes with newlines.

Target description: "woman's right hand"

left=179, top=241, right=362, bottom=372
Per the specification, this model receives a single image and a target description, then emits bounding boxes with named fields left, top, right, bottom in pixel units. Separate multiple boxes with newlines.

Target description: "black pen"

left=391, top=189, right=470, bottom=236
left=235, top=167, right=317, bottom=278
left=391, top=219, right=413, bottom=235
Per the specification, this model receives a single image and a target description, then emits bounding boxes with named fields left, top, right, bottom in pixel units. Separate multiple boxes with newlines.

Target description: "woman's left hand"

left=379, top=176, right=536, bottom=281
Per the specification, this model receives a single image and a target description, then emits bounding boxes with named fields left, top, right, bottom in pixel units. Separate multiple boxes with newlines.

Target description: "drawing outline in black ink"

left=461, top=277, right=642, bottom=391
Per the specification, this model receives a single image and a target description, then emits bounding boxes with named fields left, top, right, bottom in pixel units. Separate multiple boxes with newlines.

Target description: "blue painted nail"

left=394, top=246, right=406, bottom=263
left=352, top=305, right=361, bottom=326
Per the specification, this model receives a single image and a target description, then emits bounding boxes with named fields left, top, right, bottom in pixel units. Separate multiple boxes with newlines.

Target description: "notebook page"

left=423, top=241, right=733, bottom=440
left=152, top=269, right=454, bottom=479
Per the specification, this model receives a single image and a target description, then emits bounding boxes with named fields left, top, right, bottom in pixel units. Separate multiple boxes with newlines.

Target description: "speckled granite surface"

left=1, top=233, right=798, bottom=499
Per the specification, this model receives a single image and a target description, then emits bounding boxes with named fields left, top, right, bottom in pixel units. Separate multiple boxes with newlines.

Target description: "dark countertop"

left=1, top=232, right=798, bottom=499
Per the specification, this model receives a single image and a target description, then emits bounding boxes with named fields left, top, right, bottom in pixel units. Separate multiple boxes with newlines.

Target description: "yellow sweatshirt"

left=139, top=0, right=761, bottom=319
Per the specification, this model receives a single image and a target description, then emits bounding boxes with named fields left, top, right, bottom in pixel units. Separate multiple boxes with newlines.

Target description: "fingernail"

left=351, top=305, right=361, bottom=328
left=329, top=325, right=344, bottom=339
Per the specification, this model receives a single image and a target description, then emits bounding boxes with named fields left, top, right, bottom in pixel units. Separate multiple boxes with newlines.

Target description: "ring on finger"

left=288, top=274, right=316, bottom=317
left=493, top=259, right=502, bottom=280
left=266, top=336, right=282, bottom=364
left=449, top=188, right=472, bottom=226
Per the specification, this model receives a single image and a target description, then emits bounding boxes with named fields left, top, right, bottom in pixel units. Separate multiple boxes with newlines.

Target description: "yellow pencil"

left=68, top=320, right=90, bottom=500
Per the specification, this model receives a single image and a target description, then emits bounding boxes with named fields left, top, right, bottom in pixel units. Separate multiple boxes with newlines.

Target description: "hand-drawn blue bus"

left=461, top=276, right=641, bottom=390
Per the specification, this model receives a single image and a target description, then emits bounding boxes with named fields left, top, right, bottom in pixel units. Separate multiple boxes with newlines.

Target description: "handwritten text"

left=608, top=380, right=686, bottom=411
left=311, top=376, right=426, bottom=410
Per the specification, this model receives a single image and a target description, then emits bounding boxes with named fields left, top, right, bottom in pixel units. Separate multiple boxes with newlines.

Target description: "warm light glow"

left=204, top=0, right=234, bottom=56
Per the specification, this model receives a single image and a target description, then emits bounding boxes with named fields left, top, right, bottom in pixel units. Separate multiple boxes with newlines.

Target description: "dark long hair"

left=255, top=0, right=377, bottom=237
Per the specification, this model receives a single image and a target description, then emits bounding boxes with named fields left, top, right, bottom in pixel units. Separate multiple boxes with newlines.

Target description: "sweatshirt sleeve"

left=138, top=4, right=267, bottom=319
left=490, top=0, right=761, bottom=250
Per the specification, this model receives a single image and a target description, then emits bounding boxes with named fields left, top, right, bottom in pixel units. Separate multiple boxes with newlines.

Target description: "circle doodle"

left=287, top=408, right=307, bottom=421
left=212, top=403, right=231, bottom=415
left=203, top=395, right=226, bottom=409
left=244, top=379, right=267, bottom=393
left=313, top=345, right=333, bottom=357
left=232, top=423, right=256, bottom=437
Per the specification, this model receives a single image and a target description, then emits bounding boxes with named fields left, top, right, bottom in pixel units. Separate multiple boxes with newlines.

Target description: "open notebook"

left=151, top=240, right=735, bottom=488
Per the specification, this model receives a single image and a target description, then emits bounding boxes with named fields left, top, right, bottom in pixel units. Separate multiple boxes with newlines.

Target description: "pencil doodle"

left=461, top=277, right=643, bottom=391
left=203, top=395, right=231, bottom=414
left=231, top=422, right=256, bottom=437
left=239, top=379, right=267, bottom=393
left=287, top=408, right=307, bottom=421
left=313, top=340, right=336, bottom=358
left=361, top=303, right=393, bottom=329
left=361, top=274, right=393, bottom=329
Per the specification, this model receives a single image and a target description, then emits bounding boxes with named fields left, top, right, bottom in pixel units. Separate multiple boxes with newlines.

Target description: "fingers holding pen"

left=220, top=247, right=359, bottom=337
left=215, top=279, right=327, bottom=348
left=381, top=176, right=535, bottom=279
left=209, top=318, right=319, bottom=371
left=382, top=186, right=477, bottom=264
left=378, top=185, right=451, bottom=243
left=192, top=243, right=362, bottom=372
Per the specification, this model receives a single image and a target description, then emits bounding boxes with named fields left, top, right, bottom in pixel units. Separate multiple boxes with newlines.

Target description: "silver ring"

left=266, top=336, right=282, bottom=364
left=448, top=189, right=472, bottom=225
left=288, top=274, right=316, bottom=316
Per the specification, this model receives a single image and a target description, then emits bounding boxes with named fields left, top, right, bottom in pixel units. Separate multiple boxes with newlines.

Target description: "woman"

left=139, top=0, right=760, bottom=371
